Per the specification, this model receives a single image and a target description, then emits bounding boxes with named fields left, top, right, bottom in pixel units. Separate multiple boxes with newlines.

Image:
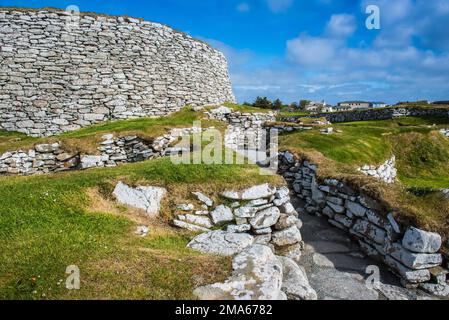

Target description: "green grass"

left=0, top=156, right=281, bottom=300
left=279, top=115, right=449, bottom=193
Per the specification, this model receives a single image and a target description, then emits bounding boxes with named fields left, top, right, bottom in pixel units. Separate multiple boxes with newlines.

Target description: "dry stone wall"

left=0, top=9, right=235, bottom=137
left=278, top=151, right=448, bottom=293
left=281, top=107, right=449, bottom=124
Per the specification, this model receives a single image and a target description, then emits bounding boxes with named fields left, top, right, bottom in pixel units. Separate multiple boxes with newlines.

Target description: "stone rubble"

left=359, top=156, right=397, bottom=184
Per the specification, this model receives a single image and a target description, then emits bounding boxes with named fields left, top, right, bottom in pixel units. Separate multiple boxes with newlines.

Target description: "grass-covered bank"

left=0, top=156, right=282, bottom=300
left=279, top=116, right=449, bottom=239
left=0, top=107, right=226, bottom=155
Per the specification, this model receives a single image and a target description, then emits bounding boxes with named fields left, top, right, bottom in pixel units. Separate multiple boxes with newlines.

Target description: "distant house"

left=338, top=101, right=387, bottom=110
left=305, top=100, right=334, bottom=113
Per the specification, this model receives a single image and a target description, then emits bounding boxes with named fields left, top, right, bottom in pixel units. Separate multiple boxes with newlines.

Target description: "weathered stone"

left=352, top=219, right=387, bottom=245
left=402, top=227, right=442, bottom=254
left=221, top=184, right=277, bottom=200
left=113, top=182, right=167, bottom=216
left=279, top=256, right=317, bottom=300
left=387, top=243, right=442, bottom=270
left=193, top=245, right=283, bottom=300
left=192, top=192, right=214, bottom=207
left=210, top=205, right=234, bottom=225
left=384, top=256, right=431, bottom=284
left=272, top=226, right=302, bottom=247
left=188, top=230, right=254, bottom=256
left=178, top=214, right=213, bottom=229
left=346, top=201, right=367, bottom=217
left=227, top=224, right=251, bottom=233
left=274, top=214, right=300, bottom=231
left=234, top=206, right=258, bottom=218
left=173, top=220, right=210, bottom=232
left=250, top=206, right=281, bottom=230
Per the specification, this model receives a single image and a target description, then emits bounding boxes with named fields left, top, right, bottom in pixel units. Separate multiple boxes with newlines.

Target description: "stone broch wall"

left=0, top=9, right=235, bottom=137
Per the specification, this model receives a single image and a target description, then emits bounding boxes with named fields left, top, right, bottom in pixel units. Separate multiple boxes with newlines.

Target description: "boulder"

left=210, top=205, right=234, bottom=224
left=187, top=230, right=254, bottom=256
left=193, top=245, right=283, bottom=300
left=250, top=206, right=281, bottom=230
left=113, top=182, right=167, bottom=216
left=402, top=227, right=442, bottom=254
left=278, top=256, right=317, bottom=300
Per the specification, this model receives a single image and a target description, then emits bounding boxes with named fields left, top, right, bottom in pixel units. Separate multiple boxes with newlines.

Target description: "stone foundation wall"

left=0, top=127, right=201, bottom=175
left=0, top=9, right=235, bottom=137
left=281, top=107, right=449, bottom=124
left=278, top=151, right=448, bottom=291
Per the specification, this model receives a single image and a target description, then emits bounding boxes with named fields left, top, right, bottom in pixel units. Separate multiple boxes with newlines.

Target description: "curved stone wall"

left=0, top=8, right=235, bottom=137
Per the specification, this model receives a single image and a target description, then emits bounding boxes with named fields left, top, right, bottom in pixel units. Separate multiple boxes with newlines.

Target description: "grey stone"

left=188, top=230, right=254, bottom=256
left=279, top=256, right=317, bottom=300
left=193, top=245, right=283, bottom=300
left=250, top=206, right=281, bottom=230
left=402, top=227, right=442, bottom=254
left=387, top=243, right=442, bottom=270
left=192, top=192, right=214, bottom=207
left=272, top=226, right=302, bottom=247
left=210, top=205, right=234, bottom=225
left=113, top=182, right=167, bottom=216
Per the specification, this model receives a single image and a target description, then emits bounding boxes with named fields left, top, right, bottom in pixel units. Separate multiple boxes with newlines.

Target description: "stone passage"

left=278, top=151, right=449, bottom=296
left=0, top=9, right=235, bottom=137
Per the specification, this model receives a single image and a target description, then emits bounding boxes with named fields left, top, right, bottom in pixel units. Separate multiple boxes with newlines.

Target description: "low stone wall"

left=278, top=151, right=448, bottom=293
left=0, top=127, right=201, bottom=175
left=281, top=107, right=449, bottom=124
left=205, top=106, right=276, bottom=150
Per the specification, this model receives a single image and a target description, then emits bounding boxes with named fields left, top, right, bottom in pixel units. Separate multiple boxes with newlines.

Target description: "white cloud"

left=324, top=14, right=357, bottom=37
left=266, top=0, right=294, bottom=13
left=236, top=2, right=250, bottom=13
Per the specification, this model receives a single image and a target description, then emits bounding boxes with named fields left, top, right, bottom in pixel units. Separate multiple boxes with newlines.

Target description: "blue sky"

left=1, top=0, right=449, bottom=104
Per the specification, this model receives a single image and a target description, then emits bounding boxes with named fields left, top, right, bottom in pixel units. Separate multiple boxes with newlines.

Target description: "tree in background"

left=253, top=96, right=273, bottom=109
left=272, top=99, right=283, bottom=109
left=299, top=100, right=311, bottom=110
left=289, top=102, right=299, bottom=109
